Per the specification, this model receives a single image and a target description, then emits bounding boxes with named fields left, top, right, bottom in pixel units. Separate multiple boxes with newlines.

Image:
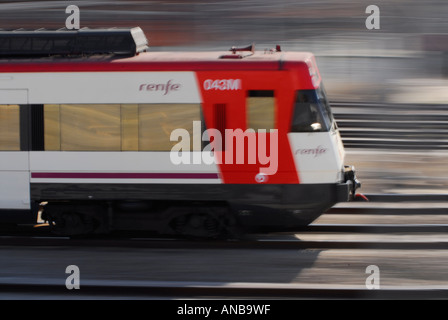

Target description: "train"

left=0, top=27, right=360, bottom=237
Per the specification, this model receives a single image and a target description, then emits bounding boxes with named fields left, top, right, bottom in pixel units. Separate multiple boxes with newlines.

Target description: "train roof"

left=0, top=50, right=315, bottom=72
left=0, top=27, right=149, bottom=57
left=0, top=27, right=316, bottom=72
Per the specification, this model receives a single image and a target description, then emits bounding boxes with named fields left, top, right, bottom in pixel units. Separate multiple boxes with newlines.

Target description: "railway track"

left=1, top=234, right=447, bottom=250
left=1, top=193, right=447, bottom=299
left=0, top=194, right=447, bottom=250
left=2, top=279, right=448, bottom=300
left=332, top=102, right=448, bottom=150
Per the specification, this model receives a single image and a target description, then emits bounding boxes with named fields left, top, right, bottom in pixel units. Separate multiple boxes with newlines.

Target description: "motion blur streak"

left=1, top=1, right=448, bottom=301
left=1, top=1, right=447, bottom=103
left=0, top=1, right=447, bottom=192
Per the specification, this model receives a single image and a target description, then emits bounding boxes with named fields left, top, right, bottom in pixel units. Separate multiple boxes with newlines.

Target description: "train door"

left=0, top=89, right=31, bottom=212
left=196, top=71, right=299, bottom=184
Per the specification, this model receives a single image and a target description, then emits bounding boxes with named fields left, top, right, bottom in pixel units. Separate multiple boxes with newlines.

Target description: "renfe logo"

left=295, top=145, right=327, bottom=158
left=139, top=80, right=181, bottom=95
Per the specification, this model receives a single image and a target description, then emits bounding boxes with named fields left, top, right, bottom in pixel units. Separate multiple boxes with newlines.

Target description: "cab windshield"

left=290, top=85, right=335, bottom=132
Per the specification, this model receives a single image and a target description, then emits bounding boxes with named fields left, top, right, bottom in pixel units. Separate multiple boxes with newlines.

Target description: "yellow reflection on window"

left=44, top=104, right=202, bottom=151
left=0, top=105, right=20, bottom=151
left=44, top=104, right=61, bottom=151
left=139, top=104, right=201, bottom=151
left=60, top=104, right=121, bottom=151
left=247, top=91, right=275, bottom=131
left=121, top=104, right=139, bottom=151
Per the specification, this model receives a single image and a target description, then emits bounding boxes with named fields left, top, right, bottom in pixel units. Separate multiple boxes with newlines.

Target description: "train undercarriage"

left=38, top=173, right=359, bottom=238
left=41, top=200, right=326, bottom=238
left=41, top=200, right=242, bottom=238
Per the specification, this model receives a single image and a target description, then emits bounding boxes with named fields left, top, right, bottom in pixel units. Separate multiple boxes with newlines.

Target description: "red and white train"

left=0, top=27, right=360, bottom=237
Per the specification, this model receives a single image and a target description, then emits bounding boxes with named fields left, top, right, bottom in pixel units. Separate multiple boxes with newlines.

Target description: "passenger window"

left=247, top=90, right=275, bottom=131
left=44, top=104, right=61, bottom=150
left=139, top=104, right=201, bottom=151
left=44, top=103, right=202, bottom=151
left=61, top=104, right=121, bottom=151
left=0, top=105, right=20, bottom=150
left=57, top=104, right=121, bottom=151
left=121, top=104, right=139, bottom=151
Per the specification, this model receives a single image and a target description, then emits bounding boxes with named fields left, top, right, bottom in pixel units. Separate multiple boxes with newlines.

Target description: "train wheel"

left=169, top=212, right=222, bottom=238
left=45, top=211, right=98, bottom=236
left=166, top=205, right=240, bottom=239
left=41, top=202, right=109, bottom=236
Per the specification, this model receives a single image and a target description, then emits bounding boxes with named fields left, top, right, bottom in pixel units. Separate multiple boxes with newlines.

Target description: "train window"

left=290, top=89, right=332, bottom=132
left=44, top=103, right=202, bottom=151
left=121, top=104, right=139, bottom=151
left=139, top=104, right=201, bottom=151
left=44, top=104, right=61, bottom=150
left=0, top=105, right=20, bottom=150
left=316, top=85, right=335, bottom=129
left=59, top=104, right=121, bottom=151
left=247, top=90, right=275, bottom=131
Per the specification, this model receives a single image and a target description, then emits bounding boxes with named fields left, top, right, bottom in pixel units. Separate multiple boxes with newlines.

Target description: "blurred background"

left=1, top=0, right=448, bottom=194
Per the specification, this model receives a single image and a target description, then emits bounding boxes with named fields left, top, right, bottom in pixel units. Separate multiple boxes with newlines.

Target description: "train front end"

left=286, top=53, right=361, bottom=208
left=208, top=50, right=362, bottom=232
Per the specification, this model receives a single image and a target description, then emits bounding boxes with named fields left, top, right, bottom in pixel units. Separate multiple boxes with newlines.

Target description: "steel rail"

left=1, top=233, right=447, bottom=250
left=1, top=280, right=447, bottom=299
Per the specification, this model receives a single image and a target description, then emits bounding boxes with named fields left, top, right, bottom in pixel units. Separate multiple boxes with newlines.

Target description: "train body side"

left=0, top=52, right=358, bottom=233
